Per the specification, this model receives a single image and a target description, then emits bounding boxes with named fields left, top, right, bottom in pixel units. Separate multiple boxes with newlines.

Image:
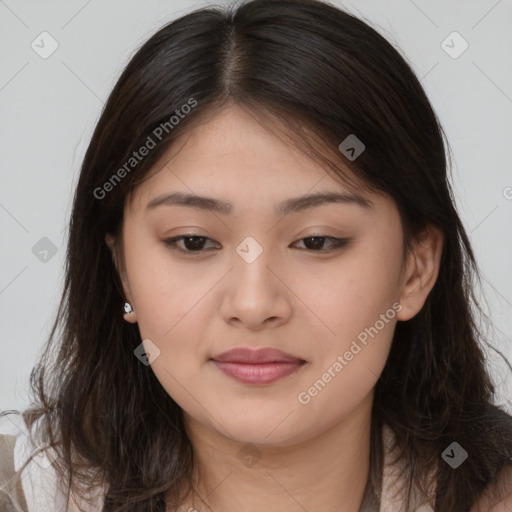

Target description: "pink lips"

left=211, top=347, right=306, bottom=385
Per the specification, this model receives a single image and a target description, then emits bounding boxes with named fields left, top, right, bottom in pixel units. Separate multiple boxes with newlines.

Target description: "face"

left=106, top=104, right=428, bottom=447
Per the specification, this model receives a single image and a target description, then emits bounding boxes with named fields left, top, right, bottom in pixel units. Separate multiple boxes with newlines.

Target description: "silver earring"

left=124, top=302, right=133, bottom=314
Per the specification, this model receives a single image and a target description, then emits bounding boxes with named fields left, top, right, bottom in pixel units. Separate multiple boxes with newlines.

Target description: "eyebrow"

left=145, top=190, right=374, bottom=216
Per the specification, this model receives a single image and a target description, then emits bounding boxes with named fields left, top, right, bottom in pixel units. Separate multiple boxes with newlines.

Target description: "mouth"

left=210, top=347, right=307, bottom=385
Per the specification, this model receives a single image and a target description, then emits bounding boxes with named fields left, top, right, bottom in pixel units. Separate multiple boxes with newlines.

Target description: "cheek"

left=293, top=247, right=402, bottom=340
left=125, top=240, right=214, bottom=339
left=290, top=238, right=402, bottom=396
left=295, top=310, right=396, bottom=425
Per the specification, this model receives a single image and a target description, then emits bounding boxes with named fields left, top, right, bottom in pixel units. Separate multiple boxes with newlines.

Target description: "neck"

left=175, top=391, right=374, bottom=512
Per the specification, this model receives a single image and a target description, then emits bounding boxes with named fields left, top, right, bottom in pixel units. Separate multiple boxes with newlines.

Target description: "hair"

left=5, top=0, right=512, bottom=510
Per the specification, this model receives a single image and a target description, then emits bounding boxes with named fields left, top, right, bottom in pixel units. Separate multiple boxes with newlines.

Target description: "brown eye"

left=163, top=235, right=219, bottom=253
left=292, top=236, right=350, bottom=252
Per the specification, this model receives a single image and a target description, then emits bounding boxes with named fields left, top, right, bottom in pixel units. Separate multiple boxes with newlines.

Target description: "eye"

left=163, top=234, right=350, bottom=254
left=291, top=236, right=350, bottom=252
left=163, top=235, right=219, bottom=253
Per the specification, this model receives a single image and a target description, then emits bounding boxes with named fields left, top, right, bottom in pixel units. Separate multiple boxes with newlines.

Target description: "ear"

left=396, top=224, right=444, bottom=321
left=105, top=233, right=137, bottom=323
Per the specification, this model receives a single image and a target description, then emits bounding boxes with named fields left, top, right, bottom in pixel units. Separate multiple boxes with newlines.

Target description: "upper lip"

left=211, top=347, right=304, bottom=364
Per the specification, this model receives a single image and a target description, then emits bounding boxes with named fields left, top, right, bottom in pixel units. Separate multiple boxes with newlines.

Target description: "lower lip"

left=211, top=360, right=305, bottom=385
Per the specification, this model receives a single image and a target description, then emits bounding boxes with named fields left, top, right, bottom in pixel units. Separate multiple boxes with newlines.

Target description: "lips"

left=210, top=347, right=306, bottom=385
left=211, top=347, right=304, bottom=364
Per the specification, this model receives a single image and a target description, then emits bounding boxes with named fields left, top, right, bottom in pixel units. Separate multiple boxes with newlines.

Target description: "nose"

left=219, top=242, right=292, bottom=331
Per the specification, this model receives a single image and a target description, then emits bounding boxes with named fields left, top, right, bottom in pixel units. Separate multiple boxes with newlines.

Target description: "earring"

left=124, top=302, right=134, bottom=314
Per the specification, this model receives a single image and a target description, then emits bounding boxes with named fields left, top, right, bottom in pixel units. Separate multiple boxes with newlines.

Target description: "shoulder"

left=469, top=405, right=512, bottom=511
left=0, top=411, right=30, bottom=511
left=0, top=410, right=106, bottom=512
left=470, top=463, right=512, bottom=512
left=0, top=410, right=70, bottom=512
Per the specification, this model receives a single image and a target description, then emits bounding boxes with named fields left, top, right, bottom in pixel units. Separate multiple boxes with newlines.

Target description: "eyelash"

left=162, top=234, right=351, bottom=255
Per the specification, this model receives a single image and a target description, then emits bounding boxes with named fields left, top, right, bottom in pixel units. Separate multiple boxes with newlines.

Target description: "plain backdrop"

left=1, top=0, right=511, bottom=413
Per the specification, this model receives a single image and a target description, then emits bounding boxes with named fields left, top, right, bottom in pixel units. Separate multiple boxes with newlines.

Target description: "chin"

left=216, top=414, right=307, bottom=446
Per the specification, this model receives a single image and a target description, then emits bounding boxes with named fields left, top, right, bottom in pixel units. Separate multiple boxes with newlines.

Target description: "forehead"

left=126, top=104, right=388, bottom=217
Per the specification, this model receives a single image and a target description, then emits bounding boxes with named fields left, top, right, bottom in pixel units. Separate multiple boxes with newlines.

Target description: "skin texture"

left=106, top=104, right=444, bottom=512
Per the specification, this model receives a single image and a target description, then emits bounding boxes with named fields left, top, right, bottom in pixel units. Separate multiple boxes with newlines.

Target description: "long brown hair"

left=7, top=0, right=512, bottom=510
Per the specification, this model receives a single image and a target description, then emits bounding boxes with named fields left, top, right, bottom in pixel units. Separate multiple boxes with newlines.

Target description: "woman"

left=1, top=0, right=511, bottom=510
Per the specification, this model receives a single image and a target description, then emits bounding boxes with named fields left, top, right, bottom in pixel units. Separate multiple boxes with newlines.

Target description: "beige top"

left=0, top=411, right=436, bottom=512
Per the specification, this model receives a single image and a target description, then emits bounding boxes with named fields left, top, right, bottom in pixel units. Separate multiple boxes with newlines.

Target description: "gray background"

left=1, top=0, right=511, bottom=413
